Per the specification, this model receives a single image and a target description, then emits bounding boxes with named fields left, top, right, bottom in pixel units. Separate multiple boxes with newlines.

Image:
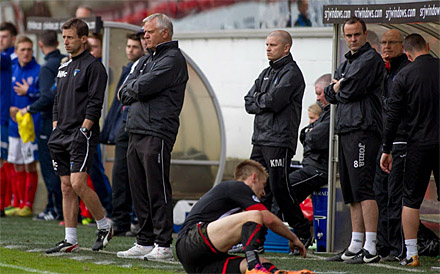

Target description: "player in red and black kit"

left=176, top=160, right=312, bottom=274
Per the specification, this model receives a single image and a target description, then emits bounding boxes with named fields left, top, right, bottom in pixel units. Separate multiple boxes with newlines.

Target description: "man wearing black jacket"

left=244, top=30, right=305, bottom=251
left=101, top=33, right=144, bottom=236
left=46, top=18, right=111, bottom=254
left=324, top=17, right=383, bottom=264
left=287, top=73, right=331, bottom=248
left=381, top=34, right=439, bottom=267
left=20, top=30, right=65, bottom=221
left=374, top=29, right=409, bottom=262
left=118, top=13, right=188, bottom=261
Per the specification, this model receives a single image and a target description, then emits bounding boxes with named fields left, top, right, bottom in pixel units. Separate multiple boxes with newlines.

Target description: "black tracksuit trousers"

left=127, top=133, right=173, bottom=247
left=251, top=145, right=310, bottom=237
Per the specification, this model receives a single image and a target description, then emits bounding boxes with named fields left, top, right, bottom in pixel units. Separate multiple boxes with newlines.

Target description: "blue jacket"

left=9, top=58, right=41, bottom=138
left=28, top=49, right=66, bottom=120
left=0, top=47, right=16, bottom=126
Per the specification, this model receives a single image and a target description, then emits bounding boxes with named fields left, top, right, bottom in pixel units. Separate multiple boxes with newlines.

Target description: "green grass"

left=1, top=217, right=439, bottom=273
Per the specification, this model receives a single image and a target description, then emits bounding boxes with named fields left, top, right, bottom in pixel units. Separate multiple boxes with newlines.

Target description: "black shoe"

left=344, top=248, right=380, bottom=264
left=46, top=240, right=79, bottom=254
left=325, top=248, right=360, bottom=262
left=381, top=254, right=400, bottom=262
left=92, top=227, right=113, bottom=251
left=0, top=210, right=5, bottom=217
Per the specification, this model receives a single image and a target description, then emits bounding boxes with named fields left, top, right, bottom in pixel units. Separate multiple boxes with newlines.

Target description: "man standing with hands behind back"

left=117, top=13, right=188, bottom=261
left=245, top=30, right=305, bottom=248
left=46, top=18, right=111, bottom=254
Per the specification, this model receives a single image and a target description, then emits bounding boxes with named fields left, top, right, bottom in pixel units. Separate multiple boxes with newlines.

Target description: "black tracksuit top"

left=53, top=50, right=107, bottom=133
left=324, top=42, right=384, bottom=135
left=244, top=53, right=305, bottom=152
left=382, top=54, right=439, bottom=153
left=119, top=41, right=188, bottom=148
left=382, top=53, right=410, bottom=143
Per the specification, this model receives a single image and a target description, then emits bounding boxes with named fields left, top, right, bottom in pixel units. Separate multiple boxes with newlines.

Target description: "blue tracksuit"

left=9, top=58, right=41, bottom=138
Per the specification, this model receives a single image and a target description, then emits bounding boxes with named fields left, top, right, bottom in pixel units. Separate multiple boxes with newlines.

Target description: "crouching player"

left=176, top=160, right=313, bottom=274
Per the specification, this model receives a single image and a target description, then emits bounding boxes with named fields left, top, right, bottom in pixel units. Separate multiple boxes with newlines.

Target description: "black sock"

left=242, top=222, right=263, bottom=269
left=262, top=262, right=278, bottom=273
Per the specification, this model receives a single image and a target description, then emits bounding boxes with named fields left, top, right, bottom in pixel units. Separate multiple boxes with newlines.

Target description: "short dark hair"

left=0, top=22, right=18, bottom=36
left=403, top=33, right=427, bottom=53
left=126, top=33, right=141, bottom=44
left=62, top=18, right=89, bottom=38
left=39, top=30, right=58, bottom=47
left=343, top=16, right=367, bottom=33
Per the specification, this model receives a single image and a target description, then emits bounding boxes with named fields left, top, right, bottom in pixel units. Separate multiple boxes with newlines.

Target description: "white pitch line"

left=0, top=263, right=59, bottom=274
left=94, top=260, right=114, bottom=265
left=71, top=256, right=93, bottom=261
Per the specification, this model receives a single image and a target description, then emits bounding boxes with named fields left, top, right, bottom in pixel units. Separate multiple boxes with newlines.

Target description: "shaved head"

left=383, top=29, right=403, bottom=43
left=268, top=30, right=292, bottom=48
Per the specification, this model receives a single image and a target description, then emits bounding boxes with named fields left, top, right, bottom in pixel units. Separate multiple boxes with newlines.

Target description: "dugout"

left=26, top=18, right=226, bottom=201
left=323, top=1, right=440, bottom=252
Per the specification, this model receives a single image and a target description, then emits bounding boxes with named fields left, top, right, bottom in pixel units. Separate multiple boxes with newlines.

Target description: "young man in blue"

left=8, top=35, right=41, bottom=217
left=0, top=22, right=18, bottom=217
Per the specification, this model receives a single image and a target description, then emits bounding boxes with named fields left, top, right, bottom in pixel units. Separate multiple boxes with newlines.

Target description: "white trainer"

left=144, top=244, right=174, bottom=261
left=117, top=243, right=154, bottom=259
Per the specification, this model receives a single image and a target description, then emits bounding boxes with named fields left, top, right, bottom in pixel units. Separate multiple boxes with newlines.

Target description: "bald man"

left=374, top=29, right=409, bottom=262
left=245, top=30, right=306, bottom=250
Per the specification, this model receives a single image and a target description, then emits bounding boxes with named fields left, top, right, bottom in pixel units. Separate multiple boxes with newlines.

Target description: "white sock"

left=363, top=232, right=377, bottom=255
left=405, top=239, right=418, bottom=259
left=348, top=232, right=364, bottom=253
left=65, top=227, right=78, bottom=244
left=96, top=217, right=110, bottom=230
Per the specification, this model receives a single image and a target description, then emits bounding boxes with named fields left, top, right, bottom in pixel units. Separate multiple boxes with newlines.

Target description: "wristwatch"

left=80, top=127, right=89, bottom=135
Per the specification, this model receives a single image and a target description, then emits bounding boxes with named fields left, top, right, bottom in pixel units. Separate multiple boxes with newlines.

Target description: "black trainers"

left=46, top=240, right=79, bottom=254
left=381, top=254, right=400, bottom=262
left=344, top=248, right=380, bottom=264
left=92, top=227, right=113, bottom=251
left=325, top=248, right=358, bottom=262
left=400, top=255, right=420, bottom=266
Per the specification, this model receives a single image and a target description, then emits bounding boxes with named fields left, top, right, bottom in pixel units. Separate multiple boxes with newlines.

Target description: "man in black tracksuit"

left=21, top=30, right=65, bottom=221
left=287, top=74, right=331, bottom=246
left=324, top=17, right=383, bottom=264
left=100, top=34, right=144, bottom=236
left=118, top=13, right=188, bottom=261
left=373, top=29, right=410, bottom=261
left=380, top=34, right=439, bottom=267
left=46, top=18, right=111, bottom=254
left=244, top=30, right=305, bottom=247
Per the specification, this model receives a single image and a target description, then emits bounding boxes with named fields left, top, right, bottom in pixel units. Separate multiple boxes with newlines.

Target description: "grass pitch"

left=1, top=216, right=439, bottom=273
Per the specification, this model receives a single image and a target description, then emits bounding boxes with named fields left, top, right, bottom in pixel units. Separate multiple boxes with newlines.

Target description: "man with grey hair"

left=245, top=30, right=305, bottom=251
left=374, top=29, right=409, bottom=262
left=117, top=13, right=188, bottom=261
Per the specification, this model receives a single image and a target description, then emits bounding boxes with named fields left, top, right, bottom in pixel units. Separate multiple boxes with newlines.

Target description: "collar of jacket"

left=44, top=49, right=62, bottom=61
left=269, top=53, right=293, bottom=70
left=20, top=57, right=38, bottom=70
left=344, top=42, right=372, bottom=61
left=389, top=53, right=408, bottom=70
left=147, top=40, right=178, bottom=56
